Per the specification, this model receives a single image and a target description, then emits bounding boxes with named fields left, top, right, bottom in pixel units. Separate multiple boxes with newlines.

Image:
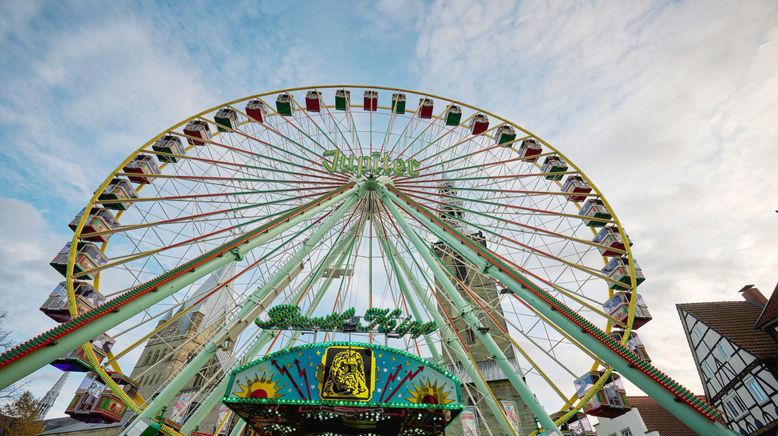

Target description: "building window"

left=722, top=392, right=746, bottom=419
left=465, top=328, right=476, bottom=344
left=702, top=361, right=714, bottom=377
left=715, top=342, right=731, bottom=360
left=745, top=376, right=768, bottom=403
left=620, top=429, right=633, bottom=436
left=691, top=324, right=703, bottom=341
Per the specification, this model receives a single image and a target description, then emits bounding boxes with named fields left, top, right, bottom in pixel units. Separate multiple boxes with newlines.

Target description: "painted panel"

left=225, top=341, right=462, bottom=409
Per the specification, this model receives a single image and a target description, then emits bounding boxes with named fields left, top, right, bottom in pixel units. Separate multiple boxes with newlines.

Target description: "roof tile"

left=628, top=395, right=702, bottom=435
left=677, top=300, right=778, bottom=361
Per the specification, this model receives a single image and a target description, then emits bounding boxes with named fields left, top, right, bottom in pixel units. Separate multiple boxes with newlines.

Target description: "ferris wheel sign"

left=255, top=304, right=437, bottom=338
left=322, top=149, right=421, bottom=178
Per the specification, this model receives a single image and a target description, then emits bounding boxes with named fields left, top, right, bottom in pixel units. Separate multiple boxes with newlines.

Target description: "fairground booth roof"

left=223, top=342, right=463, bottom=435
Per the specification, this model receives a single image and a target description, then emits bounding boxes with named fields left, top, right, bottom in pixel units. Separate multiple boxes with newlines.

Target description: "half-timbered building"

left=677, top=284, right=778, bottom=435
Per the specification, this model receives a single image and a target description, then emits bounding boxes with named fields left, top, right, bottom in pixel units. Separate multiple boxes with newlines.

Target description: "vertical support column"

left=384, top=185, right=737, bottom=436
left=122, top=186, right=364, bottom=435
left=179, top=217, right=366, bottom=435
left=381, top=190, right=560, bottom=435
left=376, top=222, right=520, bottom=435
left=228, top=217, right=370, bottom=436
left=373, top=217, right=442, bottom=364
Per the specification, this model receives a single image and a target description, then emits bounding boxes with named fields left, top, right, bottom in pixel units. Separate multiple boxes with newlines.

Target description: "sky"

left=1, top=0, right=777, bottom=422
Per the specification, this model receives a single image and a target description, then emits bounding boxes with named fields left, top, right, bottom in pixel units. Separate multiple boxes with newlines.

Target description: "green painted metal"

left=372, top=218, right=442, bottom=365
left=0, top=185, right=357, bottom=390
left=226, top=215, right=369, bottom=436
left=378, top=215, right=519, bottom=436
left=228, top=420, right=247, bottom=436
left=179, top=218, right=366, bottom=435
left=381, top=190, right=560, bottom=435
left=383, top=185, right=736, bottom=436
left=374, top=208, right=520, bottom=435
left=122, top=186, right=364, bottom=435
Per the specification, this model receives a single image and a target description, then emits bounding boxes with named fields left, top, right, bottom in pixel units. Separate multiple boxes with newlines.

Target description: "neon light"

left=322, top=150, right=420, bottom=177
left=254, top=305, right=436, bottom=338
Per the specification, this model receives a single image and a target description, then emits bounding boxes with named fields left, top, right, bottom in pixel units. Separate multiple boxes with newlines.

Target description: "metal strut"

left=381, top=188, right=559, bottom=435
left=373, top=213, right=521, bottom=436
left=382, top=184, right=736, bottom=436
left=0, top=184, right=355, bottom=389
left=121, top=185, right=365, bottom=435
left=179, top=213, right=367, bottom=435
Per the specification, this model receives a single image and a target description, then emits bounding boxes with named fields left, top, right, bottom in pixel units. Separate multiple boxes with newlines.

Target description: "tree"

left=0, top=312, right=24, bottom=403
left=0, top=391, right=43, bottom=435
left=0, top=311, right=11, bottom=352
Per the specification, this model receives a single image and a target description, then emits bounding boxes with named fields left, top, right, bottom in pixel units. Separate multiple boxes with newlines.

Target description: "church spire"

left=36, top=371, right=69, bottom=419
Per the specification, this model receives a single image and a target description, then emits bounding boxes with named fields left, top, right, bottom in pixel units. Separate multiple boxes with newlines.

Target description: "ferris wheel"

left=0, top=85, right=734, bottom=436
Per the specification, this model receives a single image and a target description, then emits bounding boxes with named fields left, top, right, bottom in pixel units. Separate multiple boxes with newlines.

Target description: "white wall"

left=594, top=409, right=659, bottom=436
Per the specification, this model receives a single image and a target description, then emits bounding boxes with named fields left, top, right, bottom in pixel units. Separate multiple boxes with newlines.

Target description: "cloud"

left=0, top=11, right=215, bottom=205
left=411, top=0, right=778, bottom=400
left=0, top=197, right=82, bottom=412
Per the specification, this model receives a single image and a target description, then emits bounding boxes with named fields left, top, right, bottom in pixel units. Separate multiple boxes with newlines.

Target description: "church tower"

left=432, top=179, right=536, bottom=435
left=129, top=264, right=236, bottom=433
left=36, top=372, right=69, bottom=420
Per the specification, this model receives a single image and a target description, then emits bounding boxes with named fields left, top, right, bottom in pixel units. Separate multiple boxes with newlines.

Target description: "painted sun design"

left=234, top=373, right=284, bottom=399
left=406, top=378, right=453, bottom=405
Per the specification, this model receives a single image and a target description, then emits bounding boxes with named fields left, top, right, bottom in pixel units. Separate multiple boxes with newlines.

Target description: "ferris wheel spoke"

left=275, top=206, right=370, bottom=352
left=373, top=209, right=434, bottom=357
left=140, top=150, right=342, bottom=183
left=289, top=95, right=343, bottom=151
left=399, top=183, right=598, bottom=200
left=399, top=187, right=621, bottom=238
left=411, top=135, right=530, bottom=176
left=376, top=200, right=557, bottom=430
left=96, top=184, right=341, bottom=206
left=387, top=186, right=625, bottom=325
left=104, top=210, right=333, bottom=366
left=176, top=125, right=341, bottom=180
left=398, top=185, right=611, bottom=225
left=392, top=105, right=446, bottom=158
left=406, top=119, right=492, bottom=165
left=115, top=171, right=342, bottom=187
left=234, top=101, right=334, bottom=166
left=385, top=103, right=422, bottom=157
left=427, top=246, right=574, bottom=406
left=377, top=104, right=399, bottom=156
left=317, top=98, right=357, bottom=155
left=81, top=190, right=335, bottom=240
left=76, top=200, right=329, bottom=279
left=395, top=187, right=618, bottom=254
left=376, top=206, right=520, bottom=435
left=246, top=99, right=330, bottom=154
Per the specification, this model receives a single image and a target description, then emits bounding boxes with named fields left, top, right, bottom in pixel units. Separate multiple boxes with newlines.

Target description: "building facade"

left=594, top=396, right=698, bottom=436
left=130, top=265, right=236, bottom=433
left=677, top=284, right=778, bottom=435
left=40, top=266, right=237, bottom=435
left=433, top=228, right=536, bottom=436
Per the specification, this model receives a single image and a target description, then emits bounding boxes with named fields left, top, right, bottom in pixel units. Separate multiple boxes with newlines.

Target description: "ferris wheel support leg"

left=221, top=223, right=370, bottom=436
left=373, top=217, right=443, bottom=365
left=122, top=187, right=364, bottom=436
left=284, top=216, right=369, bottom=348
left=0, top=184, right=359, bottom=391
left=381, top=193, right=558, bottom=436
left=383, top=185, right=737, bottom=436
left=375, top=221, right=522, bottom=436
left=179, top=217, right=367, bottom=436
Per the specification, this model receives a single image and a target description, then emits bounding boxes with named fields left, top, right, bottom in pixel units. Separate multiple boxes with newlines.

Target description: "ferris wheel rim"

left=58, top=84, right=646, bottom=433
